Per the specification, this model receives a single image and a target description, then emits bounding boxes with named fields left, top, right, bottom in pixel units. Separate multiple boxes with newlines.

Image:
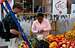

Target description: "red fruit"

left=55, top=38, right=59, bottom=42
left=60, top=47, right=63, bottom=48
left=62, top=44, right=67, bottom=48
left=67, top=41, right=70, bottom=44
left=71, top=43, right=74, bottom=46
left=70, top=46, right=74, bottom=48
left=67, top=41, right=70, bottom=47
left=0, top=0, right=4, bottom=4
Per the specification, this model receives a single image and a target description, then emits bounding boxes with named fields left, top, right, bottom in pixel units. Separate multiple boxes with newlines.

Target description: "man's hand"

left=38, top=30, right=44, bottom=33
left=10, top=29, right=20, bottom=36
left=39, top=30, right=50, bottom=33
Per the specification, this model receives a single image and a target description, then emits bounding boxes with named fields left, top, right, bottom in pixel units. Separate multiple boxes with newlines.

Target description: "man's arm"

left=32, top=21, right=38, bottom=33
left=10, top=29, right=20, bottom=35
left=43, top=20, right=51, bottom=32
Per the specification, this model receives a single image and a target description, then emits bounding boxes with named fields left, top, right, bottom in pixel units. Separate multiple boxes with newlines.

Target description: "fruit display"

left=65, top=23, right=75, bottom=40
left=18, top=41, right=29, bottom=48
left=47, top=34, right=65, bottom=42
left=49, top=42, right=58, bottom=48
left=65, top=30, right=75, bottom=40
left=47, top=34, right=75, bottom=48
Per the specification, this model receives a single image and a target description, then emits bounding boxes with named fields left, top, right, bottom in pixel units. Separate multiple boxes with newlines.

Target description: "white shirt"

left=20, top=20, right=31, bottom=36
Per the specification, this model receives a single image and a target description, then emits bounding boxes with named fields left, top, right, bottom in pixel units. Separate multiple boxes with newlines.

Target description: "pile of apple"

left=47, top=34, right=75, bottom=48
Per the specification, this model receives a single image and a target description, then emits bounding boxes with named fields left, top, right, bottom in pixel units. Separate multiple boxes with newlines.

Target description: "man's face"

left=37, top=16, right=43, bottom=23
left=14, top=8, right=22, bottom=14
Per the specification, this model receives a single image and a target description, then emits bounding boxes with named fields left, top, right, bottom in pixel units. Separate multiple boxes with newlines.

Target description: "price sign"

left=53, top=0, right=67, bottom=15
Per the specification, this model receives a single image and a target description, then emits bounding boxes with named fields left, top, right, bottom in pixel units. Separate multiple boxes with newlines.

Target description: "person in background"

left=20, top=16, right=31, bottom=37
left=1, top=3, right=23, bottom=41
left=32, top=13, right=51, bottom=39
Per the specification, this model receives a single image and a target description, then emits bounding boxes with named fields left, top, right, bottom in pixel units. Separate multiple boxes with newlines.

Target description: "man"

left=32, top=13, right=51, bottom=39
left=1, top=3, right=23, bottom=41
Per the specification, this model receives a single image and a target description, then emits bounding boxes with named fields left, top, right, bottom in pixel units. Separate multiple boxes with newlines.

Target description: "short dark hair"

left=13, top=3, right=23, bottom=10
left=37, top=13, right=44, bottom=17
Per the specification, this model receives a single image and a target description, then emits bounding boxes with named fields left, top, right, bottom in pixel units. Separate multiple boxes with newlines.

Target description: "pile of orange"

left=47, top=34, right=65, bottom=42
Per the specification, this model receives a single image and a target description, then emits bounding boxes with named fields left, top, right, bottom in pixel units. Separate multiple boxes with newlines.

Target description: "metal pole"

left=32, top=0, right=34, bottom=13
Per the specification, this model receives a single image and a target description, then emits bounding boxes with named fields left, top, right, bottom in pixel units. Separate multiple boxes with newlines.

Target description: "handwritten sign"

left=52, top=0, right=67, bottom=15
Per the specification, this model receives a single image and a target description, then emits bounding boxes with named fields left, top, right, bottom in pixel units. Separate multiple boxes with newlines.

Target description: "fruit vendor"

left=32, top=13, right=51, bottom=39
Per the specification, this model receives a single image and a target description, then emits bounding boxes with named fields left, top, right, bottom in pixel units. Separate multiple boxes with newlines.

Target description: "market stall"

left=0, top=0, right=75, bottom=48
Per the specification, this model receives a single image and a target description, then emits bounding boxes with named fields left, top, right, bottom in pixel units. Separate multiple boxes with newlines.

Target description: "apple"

left=62, top=44, right=67, bottom=48
left=70, top=46, right=73, bottom=48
